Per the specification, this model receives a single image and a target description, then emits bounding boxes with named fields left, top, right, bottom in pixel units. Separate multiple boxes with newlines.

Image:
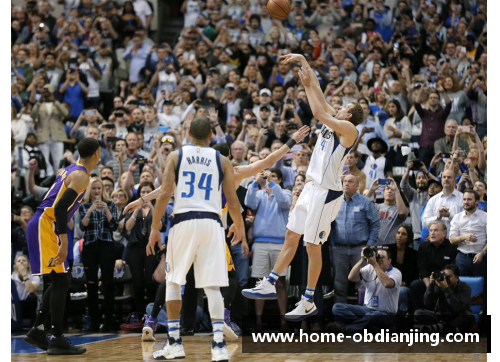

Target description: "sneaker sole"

left=241, top=291, right=278, bottom=300
left=284, top=308, right=318, bottom=322
left=142, top=327, right=156, bottom=342
left=223, top=322, right=238, bottom=341
left=47, top=347, right=87, bottom=355
left=23, top=336, right=48, bottom=351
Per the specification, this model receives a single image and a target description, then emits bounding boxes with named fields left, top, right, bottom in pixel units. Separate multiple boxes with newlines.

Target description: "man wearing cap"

left=31, top=84, right=69, bottom=177
left=401, top=160, right=436, bottom=246
left=220, top=83, right=243, bottom=129
left=216, top=50, right=237, bottom=76
left=434, top=120, right=470, bottom=175
left=362, top=138, right=393, bottom=200
left=159, top=99, right=182, bottom=130
left=253, top=89, right=274, bottom=118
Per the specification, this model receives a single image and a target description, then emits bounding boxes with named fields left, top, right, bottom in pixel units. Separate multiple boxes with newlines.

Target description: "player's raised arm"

left=234, top=125, right=310, bottom=181
left=280, top=54, right=335, bottom=115
left=122, top=187, right=162, bottom=214
left=299, top=66, right=359, bottom=142
left=53, top=171, right=89, bottom=265
left=148, top=151, right=178, bottom=255
left=220, top=156, right=245, bottom=244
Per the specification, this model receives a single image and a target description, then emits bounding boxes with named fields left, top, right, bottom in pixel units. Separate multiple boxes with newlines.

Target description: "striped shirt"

left=330, top=192, right=381, bottom=246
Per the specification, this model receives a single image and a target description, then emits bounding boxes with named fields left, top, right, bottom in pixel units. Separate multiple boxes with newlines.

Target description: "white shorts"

left=250, top=242, right=288, bottom=278
left=287, top=182, right=344, bottom=245
left=166, top=214, right=228, bottom=288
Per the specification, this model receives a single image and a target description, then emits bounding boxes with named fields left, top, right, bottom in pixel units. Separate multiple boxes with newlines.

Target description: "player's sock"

left=267, top=271, right=279, bottom=285
left=168, top=319, right=180, bottom=339
left=304, top=287, right=315, bottom=301
left=48, top=272, right=70, bottom=337
left=151, top=281, right=166, bottom=318
left=212, top=321, right=224, bottom=343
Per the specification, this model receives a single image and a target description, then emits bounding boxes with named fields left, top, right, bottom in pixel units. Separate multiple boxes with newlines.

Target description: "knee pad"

left=204, top=286, right=224, bottom=320
left=165, top=281, right=182, bottom=302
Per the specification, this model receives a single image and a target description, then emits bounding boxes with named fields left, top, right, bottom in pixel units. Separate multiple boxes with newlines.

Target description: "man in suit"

left=218, top=83, right=243, bottom=131
left=30, top=85, right=69, bottom=177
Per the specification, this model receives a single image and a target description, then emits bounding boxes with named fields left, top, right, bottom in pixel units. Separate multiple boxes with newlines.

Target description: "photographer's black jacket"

left=424, top=280, right=472, bottom=314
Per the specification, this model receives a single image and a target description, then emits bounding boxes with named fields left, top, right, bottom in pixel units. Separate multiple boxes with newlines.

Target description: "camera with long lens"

left=431, top=271, right=449, bottom=283
left=362, top=246, right=388, bottom=260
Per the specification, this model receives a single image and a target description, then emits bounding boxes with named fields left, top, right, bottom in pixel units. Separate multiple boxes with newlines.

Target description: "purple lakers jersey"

left=38, top=162, right=88, bottom=223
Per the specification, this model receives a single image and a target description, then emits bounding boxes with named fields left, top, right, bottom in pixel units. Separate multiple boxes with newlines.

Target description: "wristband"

left=286, top=139, right=297, bottom=149
left=132, top=215, right=137, bottom=221
left=141, top=196, right=145, bottom=203
left=213, top=124, right=220, bottom=128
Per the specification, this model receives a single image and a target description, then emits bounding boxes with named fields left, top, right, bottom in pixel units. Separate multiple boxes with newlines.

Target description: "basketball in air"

left=267, top=0, right=291, bottom=20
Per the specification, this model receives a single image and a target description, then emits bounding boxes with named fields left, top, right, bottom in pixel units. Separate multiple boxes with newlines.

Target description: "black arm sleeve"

left=54, top=188, right=79, bottom=235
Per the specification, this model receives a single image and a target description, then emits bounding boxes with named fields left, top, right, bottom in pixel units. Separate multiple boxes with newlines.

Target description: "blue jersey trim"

left=215, top=150, right=224, bottom=189
left=175, top=148, right=183, bottom=185
left=171, top=211, right=223, bottom=228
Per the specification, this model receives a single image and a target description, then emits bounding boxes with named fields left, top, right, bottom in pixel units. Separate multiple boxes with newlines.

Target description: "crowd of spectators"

left=11, top=0, right=486, bottom=335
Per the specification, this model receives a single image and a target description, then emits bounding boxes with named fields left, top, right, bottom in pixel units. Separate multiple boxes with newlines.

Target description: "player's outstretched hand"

left=123, top=198, right=142, bottom=215
left=147, top=229, right=162, bottom=256
left=298, top=66, right=311, bottom=86
left=291, top=125, right=310, bottom=144
left=280, top=53, right=305, bottom=64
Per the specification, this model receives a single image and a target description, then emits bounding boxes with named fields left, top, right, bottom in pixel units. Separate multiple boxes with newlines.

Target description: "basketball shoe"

left=211, top=340, right=229, bottom=362
left=142, top=316, right=158, bottom=342
left=241, top=278, right=277, bottom=300
left=153, top=337, right=186, bottom=360
left=284, top=295, right=317, bottom=321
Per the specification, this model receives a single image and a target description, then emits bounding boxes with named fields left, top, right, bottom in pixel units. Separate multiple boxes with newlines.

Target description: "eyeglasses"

left=161, top=136, right=175, bottom=144
left=112, top=194, right=125, bottom=199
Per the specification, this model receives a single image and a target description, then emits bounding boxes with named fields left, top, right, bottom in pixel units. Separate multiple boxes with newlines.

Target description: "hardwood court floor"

left=11, top=333, right=487, bottom=362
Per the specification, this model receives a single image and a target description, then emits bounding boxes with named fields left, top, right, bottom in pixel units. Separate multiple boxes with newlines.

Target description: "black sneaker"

left=24, top=328, right=49, bottom=351
left=47, top=336, right=87, bottom=355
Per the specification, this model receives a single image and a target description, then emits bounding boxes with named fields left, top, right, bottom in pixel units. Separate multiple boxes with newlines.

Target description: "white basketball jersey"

left=173, top=145, right=223, bottom=216
left=307, top=125, right=356, bottom=191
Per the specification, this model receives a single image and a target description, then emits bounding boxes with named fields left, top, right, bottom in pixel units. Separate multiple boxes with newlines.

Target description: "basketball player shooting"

left=242, top=53, right=364, bottom=321
left=23, top=138, right=101, bottom=355
left=147, top=116, right=245, bottom=361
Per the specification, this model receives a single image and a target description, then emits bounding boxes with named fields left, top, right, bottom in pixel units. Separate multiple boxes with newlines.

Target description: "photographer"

left=414, top=264, right=475, bottom=333
left=331, top=247, right=402, bottom=334
left=30, top=84, right=68, bottom=177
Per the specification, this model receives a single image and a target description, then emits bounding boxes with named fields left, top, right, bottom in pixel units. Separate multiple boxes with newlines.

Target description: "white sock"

left=212, top=321, right=224, bottom=343
left=168, top=319, right=180, bottom=340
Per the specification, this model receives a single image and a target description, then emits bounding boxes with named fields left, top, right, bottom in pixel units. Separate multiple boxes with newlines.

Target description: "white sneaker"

left=223, top=322, right=238, bottom=341
left=284, top=296, right=317, bottom=322
left=211, top=340, right=228, bottom=362
left=241, top=278, right=277, bottom=300
left=153, top=337, right=186, bottom=360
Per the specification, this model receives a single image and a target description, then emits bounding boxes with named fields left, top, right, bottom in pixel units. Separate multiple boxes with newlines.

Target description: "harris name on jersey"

left=185, top=155, right=212, bottom=167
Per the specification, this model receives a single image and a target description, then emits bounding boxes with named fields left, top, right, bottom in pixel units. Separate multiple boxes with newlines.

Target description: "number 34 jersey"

left=173, top=145, right=224, bottom=217
left=307, top=125, right=357, bottom=191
